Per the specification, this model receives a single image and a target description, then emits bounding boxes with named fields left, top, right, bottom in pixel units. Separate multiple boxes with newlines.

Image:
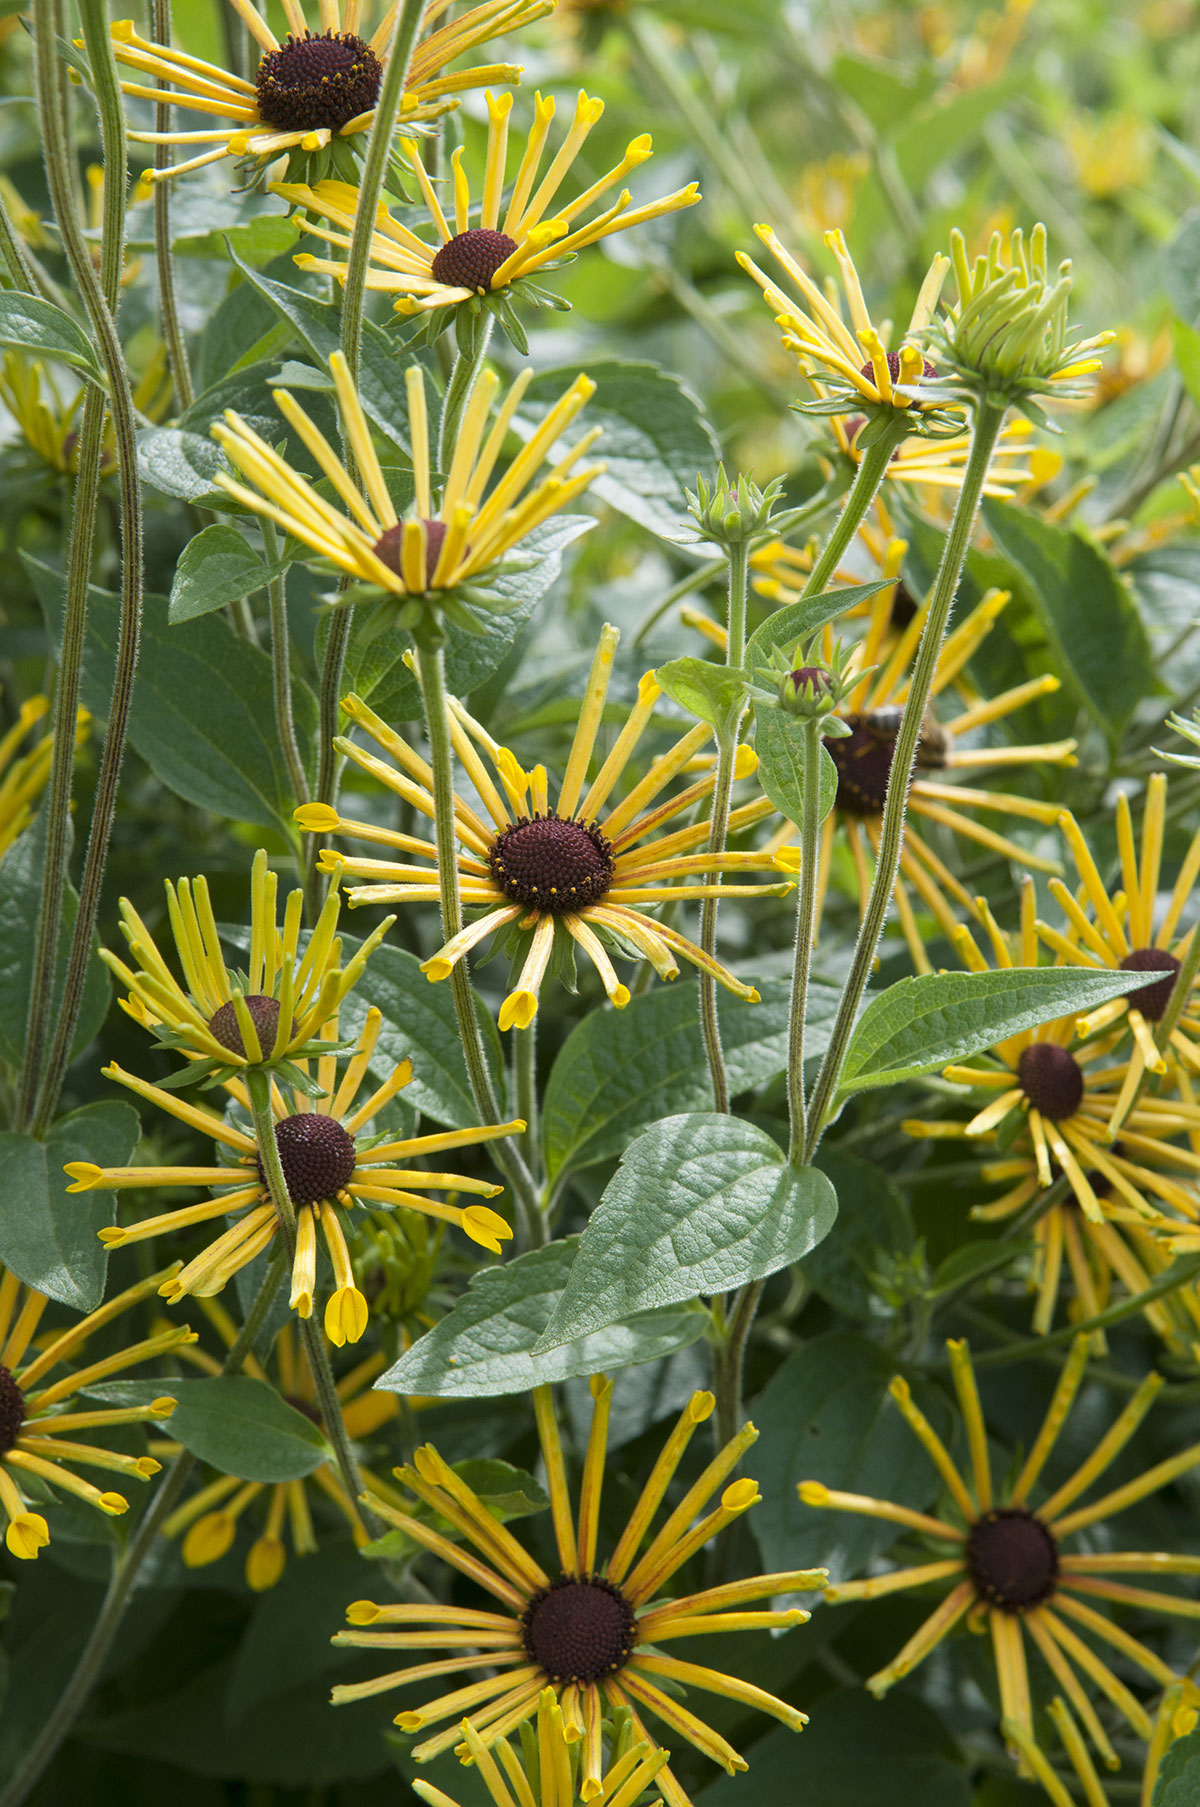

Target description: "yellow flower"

left=413, top=1685, right=670, bottom=1807
left=211, top=351, right=602, bottom=604
left=280, top=88, right=700, bottom=317
left=1009, top=1675, right=1200, bottom=1807
left=904, top=888, right=1200, bottom=1351
left=737, top=226, right=950, bottom=413
left=762, top=587, right=1074, bottom=970
left=801, top=1335, right=1200, bottom=1795
left=300, top=625, right=790, bottom=1030
left=1038, top=778, right=1200, bottom=1132
left=157, top=1310, right=401, bottom=1589
left=100, top=846, right=393, bottom=1080
left=101, top=0, right=548, bottom=187
left=332, top=1378, right=823, bottom=1804
left=0, top=692, right=88, bottom=864
left=64, top=1007, right=521, bottom=1339
left=0, top=1261, right=193, bottom=1558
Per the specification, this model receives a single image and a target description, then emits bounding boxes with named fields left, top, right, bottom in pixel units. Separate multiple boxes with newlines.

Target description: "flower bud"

left=688, top=464, right=785, bottom=548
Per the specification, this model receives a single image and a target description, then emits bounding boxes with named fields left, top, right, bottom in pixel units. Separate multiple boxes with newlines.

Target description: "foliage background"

left=3, top=0, right=1200, bottom=1803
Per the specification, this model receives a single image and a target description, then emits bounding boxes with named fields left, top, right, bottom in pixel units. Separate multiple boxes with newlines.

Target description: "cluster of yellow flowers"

left=2, top=4, right=1198, bottom=1807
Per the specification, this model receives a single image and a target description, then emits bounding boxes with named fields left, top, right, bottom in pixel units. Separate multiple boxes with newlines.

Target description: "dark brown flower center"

left=889, top=581, right=918, bottom=629
left=255, top=32, right=382, bottom=134
left=822, top=710, right=948, bottom=816
left=488, top=814, right=615, bottom=915
left=1120, top=947, right=1180, bottom=1023
left=209, top=994, right=286, bottom=1060
left=430, top=228, right=520, bottom=292
left=372, top=518, right=447, bottom=589
left=0, top=1364, right=25, bottom=1454
left=261, top=1113, right=357, bottom=1207
left=1016, top=1042, right=1084, bottom=1121
left=521, top=1575, right=637, bottom=1684
left=788, top=665, right=830, bottom=698
left=858, top=350, right=939, bottom=390
left=966, top=1507, right=1059, bottom=1612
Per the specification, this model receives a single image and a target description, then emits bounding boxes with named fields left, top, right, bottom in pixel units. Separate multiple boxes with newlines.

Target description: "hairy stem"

left=149, top=0, right=194, bottom=410
left=438, top=309, right=494, bottom=471
left=25, top=0, right=145, bottom=1137
left=412, top=634, right=544, bottom=1248
left=797, top=427, right=907, bottom=602
left=0, top=1249, right=288, bottom=1807
left=261, top=520, right=309, bottom=813
left=786, top=716, right=825, bottom=1164
left=803, top=400, right=1007, bottom=1156
left=697, top=540, right=750, bottom=1114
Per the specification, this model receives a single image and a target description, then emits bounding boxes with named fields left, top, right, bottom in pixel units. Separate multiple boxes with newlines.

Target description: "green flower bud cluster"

left=687, top=463, right=785, bottom=548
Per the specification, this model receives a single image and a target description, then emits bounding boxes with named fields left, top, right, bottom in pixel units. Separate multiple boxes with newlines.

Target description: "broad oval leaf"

left=982, top=498, right=1156, bottom=738
left=534, top=1115, right=838, bottom=1350
left=169, top=523, right=287, bottom=624
left=541, top=977, right=843, bottom=1181
left=166, top=1376, right=331, bottom=1482
left=836, top=964, right=1169, bottom=1097
left=375, top=1239, right=707, bottom=1399
left=1154, top=1726, right=1200, bottom=1807
left=0, top=1102, right=139, bottom=1309
left=0, top=291, right=104, bottom=385
left=744, top=579, right=893, bottom=671
left=754, top=706, right=838, bottom=829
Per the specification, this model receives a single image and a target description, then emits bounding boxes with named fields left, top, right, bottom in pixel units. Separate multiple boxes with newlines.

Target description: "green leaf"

left=136, top=427, right=240, bottom=510
left=169, top=524, right=288, bottom=624
left=0, top=813, right=110, bottom=1070
left=516, top=358, right=721, bottom=539
left=0, top=1102, right=138, bottom=1310
left=981, top=499, right=1157, bottom=737
left=225, top=250, right=414, bottom=450
left=654, top=657, right=748, bottom=732
left=743, top=580, right=893, bottom=672
left=29, top=559, right=315, bottom=832
left=1154, top=1725, right=1200, bottom=1806
left=1173, top=317, right=1200, bottom=413
left=166, top=1376, right=331, bottom=1482
left=535, top=1115, right=837, bottom=1350
left=695, top=1690, right=969, bottom=1807
left=375, top=1238, right=707, bottom=1398
left=0, top=292, right=104, bottom=385
left=336, top=515, right=593, bottom=720
left=450, top=1459, right=548, bottom=1519
left=339, top=939, right=505, bottom=1131
left=541, top=977, right=843, bottom=1181
left=1164, top=208, right=1200, bottom=326
left=835, top=964, right=1168, bottom=1098
left=749, top=1333, right=949, bottom=1582
left=753, top=707, right=838, bottom=829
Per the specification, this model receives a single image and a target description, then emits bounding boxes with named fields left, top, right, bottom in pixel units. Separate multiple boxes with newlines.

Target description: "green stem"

left=311, top=0, right=428, bottom=901
left=786, top=716, right=825, bottom=1164
left=797, top=427, right=906, bottom=601
left=803, top=400, right=1007, bottom=1158
left=438, top=309, right=493, bottom=471
left=261, top=520, right=308, bottom=813
left=412, top=634, right=544, bottom=1249
left=712, top=1277, right=764, bottom=1454
left=696, top=540, right=750, bottom=1114
left=0, top=1249, right=288, bottom=1807
left=244, top=1069, right=369, bottom=1515
left=1156, top=910, right=1200, bottom=1055
left=0, top=186, right=38, bottom=295
left=150, top=0, right=193, bottom=410
left=963, top=1255, right=1200, bottom=1370
left=24, top=0, right=145, bottom=1138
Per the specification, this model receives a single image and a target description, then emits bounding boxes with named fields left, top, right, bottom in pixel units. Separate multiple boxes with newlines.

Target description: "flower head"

left=1038, top=779, right=1200, bottom=1133
left=211, top=352, right=601, bottom=620
left=158, top=1309, right=400, bottom=1588
left=100, top=847, right=393, bottom=1087
left=300, top=625, right=791, bottom=1030
left=332, top=1378, right=823, bottom=1803
left=65, top=1007, right=521, bottom=1340
left=280, top=90, right=699, bottom=341
left=737, top=226, right=953, bottom=424
left=102, top=0, right=548, bottom=188
left=0, top=692, right=88, bottom=865
left=761, top=587, right=1075, bottom=969
left=801, top=1335, right=1200, bottom=1794
left=0, top=1261, right=192, bottom=1558
left=412, top=1686, right=670, bottom=1807
left=933, top=224, right=1114, bottom=411
left=904, top=888, right=1200, bottom=1351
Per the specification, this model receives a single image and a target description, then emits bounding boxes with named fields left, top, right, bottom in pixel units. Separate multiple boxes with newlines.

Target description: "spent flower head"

left=932, top=225, right=1114, bottom=417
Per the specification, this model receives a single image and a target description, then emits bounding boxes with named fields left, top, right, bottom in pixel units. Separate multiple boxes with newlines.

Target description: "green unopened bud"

left=933, top=225, right=1113, bottom=411
left=688, top=463, right=785, bottom=548
left=751, top=634, right=864, bottom=721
